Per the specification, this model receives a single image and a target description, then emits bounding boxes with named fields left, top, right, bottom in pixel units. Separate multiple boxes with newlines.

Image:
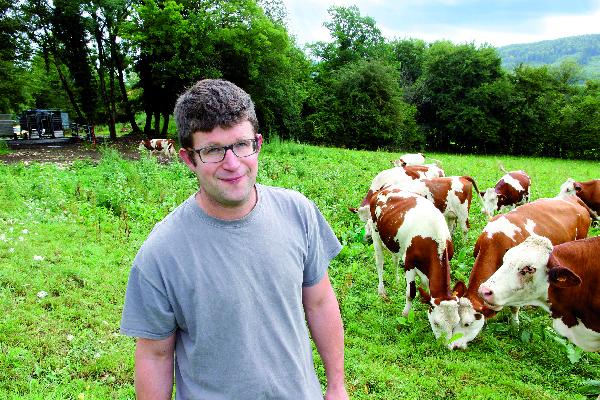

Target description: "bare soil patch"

left=0, top=134, right=151, bottom=166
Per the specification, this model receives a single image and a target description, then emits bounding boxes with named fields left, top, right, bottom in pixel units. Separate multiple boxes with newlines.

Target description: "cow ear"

left=418, top=287, right=431, bottom=304
left=549, top=266, right=581, bottom=288
left=348, top=207, right=358, bottom=213
left=480, top=306, right=496, bottom=318
left=479, top=191, right=485, bottom=197
left=452, top=281, right=467, bottom=297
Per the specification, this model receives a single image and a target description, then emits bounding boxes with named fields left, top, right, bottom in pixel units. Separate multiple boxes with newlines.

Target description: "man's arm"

left=135, top=334, right=176, bottom=400
left=303, top=271, right=349, bottom=400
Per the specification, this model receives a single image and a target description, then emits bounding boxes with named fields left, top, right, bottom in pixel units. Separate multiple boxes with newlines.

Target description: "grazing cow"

left=357, top=186, right=460, bottom=342
left=557, top=178, right=600, bottom=219
left=395, top=176, right=482, bottom=235
left=390, top=162, right=446, bottom=178
left=393, top=152, right=425, bottom=166
left=480, top=170, right=531, bottom=216
left=479, top=235, right=600, bottom=352
left=139, top=138, right=176, bottom=158
left=446, top=196, right=592, bottom=349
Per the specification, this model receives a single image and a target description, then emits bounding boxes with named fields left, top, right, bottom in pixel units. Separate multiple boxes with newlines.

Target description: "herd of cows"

left=350, top=153, right=600, bottom=352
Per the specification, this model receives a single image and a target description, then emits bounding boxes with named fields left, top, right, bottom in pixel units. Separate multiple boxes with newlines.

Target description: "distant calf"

left=139, top=138, right=176, bottom=158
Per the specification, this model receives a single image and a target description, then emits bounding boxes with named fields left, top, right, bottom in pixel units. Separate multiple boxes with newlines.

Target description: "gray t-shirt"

left=120, top=184, right=342, bottom=399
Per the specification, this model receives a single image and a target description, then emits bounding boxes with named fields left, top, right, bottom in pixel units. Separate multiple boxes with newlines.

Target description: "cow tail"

left=463, top=175, right=487, bottom=211
left=497, top=161, right=508, bottom=174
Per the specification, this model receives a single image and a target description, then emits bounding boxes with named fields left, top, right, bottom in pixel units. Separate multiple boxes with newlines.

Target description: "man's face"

left=180, top=120, right=262, bottom=219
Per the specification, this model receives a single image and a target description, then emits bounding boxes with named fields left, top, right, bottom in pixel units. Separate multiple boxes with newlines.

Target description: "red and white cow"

left=479, top=235, right=600, bottom=352
left=357, top=186, right=460, bottom=342
left=139, top=138, right=176, bottom=158
left=394, top=176, right=482, bottom=235
left=557, top=178, right=600, bottom=219
left=446, top=196, right=592, bottom=349
left=393, top=152, right=425, bottom=166
left=480, top=170, right=531, bottom=217
left=390, top=161, right=446, bottom=179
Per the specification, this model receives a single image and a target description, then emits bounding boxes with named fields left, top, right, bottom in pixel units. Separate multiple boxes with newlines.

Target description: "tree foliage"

left=1, top=2, right=598, bottom=159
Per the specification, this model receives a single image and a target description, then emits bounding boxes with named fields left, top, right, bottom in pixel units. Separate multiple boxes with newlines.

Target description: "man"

left=120, top=79, right=349, bottom=400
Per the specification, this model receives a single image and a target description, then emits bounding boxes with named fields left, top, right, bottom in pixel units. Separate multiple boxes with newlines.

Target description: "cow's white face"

left=481, top=188, right=498, bottom=216
left=426, top=299, right=460, bottom=345
left=558, top=178, right=577, bottom=198
left=479, top=235, right=553, bottom=309
left=447, top=297, right=485, bottom=349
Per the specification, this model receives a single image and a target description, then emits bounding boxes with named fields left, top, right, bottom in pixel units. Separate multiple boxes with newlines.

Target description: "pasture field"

left=0, top=140, right=599, bottom=399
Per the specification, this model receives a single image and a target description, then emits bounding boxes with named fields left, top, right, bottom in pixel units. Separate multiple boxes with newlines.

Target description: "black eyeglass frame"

left=186, top=136, right=260, bottom=164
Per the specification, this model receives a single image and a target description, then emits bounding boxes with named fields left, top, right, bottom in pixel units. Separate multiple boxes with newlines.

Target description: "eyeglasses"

left=188, top=137, right=259, bottom=163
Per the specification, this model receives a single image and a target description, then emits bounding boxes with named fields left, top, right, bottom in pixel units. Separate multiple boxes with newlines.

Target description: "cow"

left=446, top=196, right=592, bottom=349
left=356, top=186, right=460, bottom=343
left=139, top=138, right=176, bottom=158
left=557, top=178, right=600, bottom=220
left=393, top=152, right=425, bottom=166
left=479, top=235, right=600, bottom=352
left=392, top=176, right=483, bottom=235
left=390, top=162, right=446, bottom=178
left=480, top=169, right=531, bottom=217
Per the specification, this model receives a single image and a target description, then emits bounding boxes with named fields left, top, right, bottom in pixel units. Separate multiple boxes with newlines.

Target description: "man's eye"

left=202, top=147, right=223, bottom=156
left=234, top=141, right=251, bottom=149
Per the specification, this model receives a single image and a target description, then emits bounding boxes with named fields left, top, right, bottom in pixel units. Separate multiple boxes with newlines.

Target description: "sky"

left=281, top=0, right=600, bottom=48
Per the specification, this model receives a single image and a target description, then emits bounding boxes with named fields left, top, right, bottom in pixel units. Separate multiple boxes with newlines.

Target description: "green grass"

left=0, top=143, right=598, bottom=399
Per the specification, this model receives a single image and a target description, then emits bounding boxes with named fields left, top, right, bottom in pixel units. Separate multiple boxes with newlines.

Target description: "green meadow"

left=0, top=140, right=599, bottom=399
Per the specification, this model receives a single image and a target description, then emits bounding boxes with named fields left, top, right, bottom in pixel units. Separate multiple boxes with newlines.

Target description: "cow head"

left=418, top=287, right=461, bottom=347
left=558, top=178, right=577, bottom=198
left=433, top=281, right=486, bottom=350
left=481, top=188, right=498, bottom=216
left=478, top=235, right=556, bottom=309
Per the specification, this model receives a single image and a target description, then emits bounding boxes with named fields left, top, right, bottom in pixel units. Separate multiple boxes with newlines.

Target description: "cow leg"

left=402, top=268, right=416, bottom=316
left=392, top=253, right=401, bottom=284
left=510, top=306, right=520, bottom=326
left=372, top=232, right=387, bottom=297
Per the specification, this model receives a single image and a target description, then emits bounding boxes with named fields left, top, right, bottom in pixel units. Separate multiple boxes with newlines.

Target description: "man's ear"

left=179, top=148, right=196, bottom=169
left=256, top=134, right=263, bottom=150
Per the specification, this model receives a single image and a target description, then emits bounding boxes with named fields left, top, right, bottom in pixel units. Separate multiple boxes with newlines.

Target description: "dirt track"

left=0, top=134, right=149, bottom=166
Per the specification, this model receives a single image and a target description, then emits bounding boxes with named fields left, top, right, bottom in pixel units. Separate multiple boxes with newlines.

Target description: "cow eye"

left=520, top=266, right=535, bottom=275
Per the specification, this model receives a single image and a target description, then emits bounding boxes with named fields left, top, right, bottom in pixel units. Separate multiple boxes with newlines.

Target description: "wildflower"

left=8, top=248, right=14, bottom=253
left=33, top=255, right=44, bottom=261
left=0, top=233, right=5, bottom=241
left=22, top=229, right=29, bottom=234
left=18, top=236, right=24, bottom=241
left=37, top=291, right=48, bottom=299
left=67, top=334, right=75, bottom=341
left=77, top=393, right=85, bottom=400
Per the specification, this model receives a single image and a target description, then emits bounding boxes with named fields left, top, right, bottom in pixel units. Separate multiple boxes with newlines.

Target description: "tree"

left=0, top=0, right=31, bottom=114
left=306, top=59, right=420, bottom=149
left=413, top=41, right=503, bottom=152
left=309, top=5, right=386, bottom=69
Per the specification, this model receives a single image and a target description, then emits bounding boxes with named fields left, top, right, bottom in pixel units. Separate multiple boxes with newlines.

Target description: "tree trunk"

left=161, top=112, right=169, bottom=136
left=109, top=30, right=141, bottom=134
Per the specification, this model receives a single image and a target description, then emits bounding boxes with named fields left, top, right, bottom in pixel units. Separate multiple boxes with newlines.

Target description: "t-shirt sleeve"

left=120, top=264, right=176, bottom=339
left=302, top=201, right=343, bottom=287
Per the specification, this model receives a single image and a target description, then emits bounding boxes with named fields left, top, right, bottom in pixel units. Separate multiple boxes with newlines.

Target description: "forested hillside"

left=498, top=34, right=600, bottom=79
